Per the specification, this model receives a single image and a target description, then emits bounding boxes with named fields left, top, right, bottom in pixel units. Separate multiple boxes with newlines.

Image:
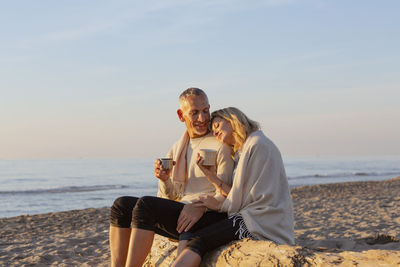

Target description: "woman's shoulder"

left=244, top=131, right=280, bottom=155
left=246, top=130, right=271, bottom=146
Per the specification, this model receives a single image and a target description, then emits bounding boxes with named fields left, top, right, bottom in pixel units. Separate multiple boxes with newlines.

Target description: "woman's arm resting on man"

left=193, top=195, right=223, bottom=211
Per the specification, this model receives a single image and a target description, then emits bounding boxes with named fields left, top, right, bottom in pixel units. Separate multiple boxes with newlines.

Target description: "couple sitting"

left=109, top=88, right=294, bottom=267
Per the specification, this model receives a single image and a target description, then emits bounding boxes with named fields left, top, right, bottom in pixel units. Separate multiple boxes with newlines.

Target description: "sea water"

left=0, top=156, right=399, bottom=218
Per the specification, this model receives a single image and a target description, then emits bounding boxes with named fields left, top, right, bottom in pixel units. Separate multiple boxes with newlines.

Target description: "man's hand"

left=176, top=203, right=206, bottom=233
left=154, top=159, right=174, bottom=181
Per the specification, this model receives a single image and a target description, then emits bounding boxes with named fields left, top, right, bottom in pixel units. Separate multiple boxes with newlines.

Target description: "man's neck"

left=189, top=131, right=210, bottom=139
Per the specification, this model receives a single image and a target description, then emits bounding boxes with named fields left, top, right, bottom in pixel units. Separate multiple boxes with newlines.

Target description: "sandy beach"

left=1, top=177, right=399, bottom=266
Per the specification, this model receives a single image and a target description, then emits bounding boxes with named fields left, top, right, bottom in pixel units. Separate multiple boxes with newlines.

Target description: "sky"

left=1, top=0, right=399, bottom=159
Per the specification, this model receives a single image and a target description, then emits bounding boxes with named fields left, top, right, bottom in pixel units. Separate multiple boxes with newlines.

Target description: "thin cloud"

left=21, top=0, right=298, bottom=48
left=193, top=0, right=297, bottom=8
left=20, top=1, right=189, bottom=47
left=43, top=23, right=116, bottom=43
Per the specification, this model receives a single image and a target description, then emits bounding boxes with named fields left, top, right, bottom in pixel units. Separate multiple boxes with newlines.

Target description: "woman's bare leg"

left=177, top=240, right=188, bottom=255
left=172, top=248, right=201, bottom=267
left=109, top=226, right=131, bottom=267
left=125, top=228, right=155, bottom=267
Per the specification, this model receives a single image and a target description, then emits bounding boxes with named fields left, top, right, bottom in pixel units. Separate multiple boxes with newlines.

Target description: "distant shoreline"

left=2, top=176, right=399, bottom=219
left=2, top=157, right=399, bottom=218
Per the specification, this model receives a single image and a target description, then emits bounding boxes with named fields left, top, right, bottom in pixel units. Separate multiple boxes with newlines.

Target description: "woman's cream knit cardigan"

left=220, top=130, right=295, bottom=245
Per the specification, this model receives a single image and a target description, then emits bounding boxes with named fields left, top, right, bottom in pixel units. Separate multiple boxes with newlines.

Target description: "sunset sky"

left=1, top=0, right=399, bottom=159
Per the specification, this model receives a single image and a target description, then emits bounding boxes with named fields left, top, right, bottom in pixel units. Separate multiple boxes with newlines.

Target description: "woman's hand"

left=196, top=153, right=217, bottom=179
left=196, top=153, right=231, bottom=197
left=193, top=195, right=222, bottom=211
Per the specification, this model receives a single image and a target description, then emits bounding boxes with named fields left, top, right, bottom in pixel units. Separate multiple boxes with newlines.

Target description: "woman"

left=125, top=107, right=294, bottom=267
left=171, top=107, right=294, bottom=266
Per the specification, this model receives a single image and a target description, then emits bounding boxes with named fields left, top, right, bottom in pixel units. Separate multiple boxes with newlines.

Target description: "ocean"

left=1, top=156, right=399, bottom=218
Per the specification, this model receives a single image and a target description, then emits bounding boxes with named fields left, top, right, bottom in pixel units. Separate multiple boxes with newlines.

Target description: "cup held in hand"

left=160, top=158, right=173, bottom=170
left=199, top=149, right=217, bottom=166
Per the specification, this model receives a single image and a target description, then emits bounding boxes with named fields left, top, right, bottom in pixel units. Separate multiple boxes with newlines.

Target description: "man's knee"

left=132, top=196, right=156, bottom=219
left=131, top=196, right=158, bottom=230
left=110, top=196, right=138, bottom=228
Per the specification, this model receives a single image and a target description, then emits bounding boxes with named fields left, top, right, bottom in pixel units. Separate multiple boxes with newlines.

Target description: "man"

left=109, top=88, right=234, bottom=267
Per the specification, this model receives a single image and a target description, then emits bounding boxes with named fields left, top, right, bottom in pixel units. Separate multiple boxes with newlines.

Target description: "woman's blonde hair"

left=211, top=107, right=260, bottom=153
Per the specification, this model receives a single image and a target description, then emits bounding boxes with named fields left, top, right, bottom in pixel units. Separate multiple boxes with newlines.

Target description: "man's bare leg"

left=110, top=226, right=131, bottom=267
left=172, top=248, right=201, bottom=267
left=125, top=228, right=155, bottom=267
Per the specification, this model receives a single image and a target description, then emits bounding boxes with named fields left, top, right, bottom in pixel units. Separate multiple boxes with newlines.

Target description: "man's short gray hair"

left=179, top=87, right=207, bottom=108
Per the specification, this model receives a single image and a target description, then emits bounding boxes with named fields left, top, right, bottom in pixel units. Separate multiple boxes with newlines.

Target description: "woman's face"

left=211, top=117, right=235, bottom=146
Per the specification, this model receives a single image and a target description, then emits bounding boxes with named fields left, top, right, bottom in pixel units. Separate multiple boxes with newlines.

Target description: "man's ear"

left=177, top=109, right=185, bottom=122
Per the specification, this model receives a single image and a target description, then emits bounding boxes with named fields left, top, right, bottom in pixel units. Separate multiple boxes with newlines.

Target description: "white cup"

left=199, top=149, right=217, bottom=166
left=160, top=158, right=173, bottom=170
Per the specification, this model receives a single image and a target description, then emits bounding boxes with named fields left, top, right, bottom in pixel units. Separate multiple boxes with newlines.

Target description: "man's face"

left=179, top=94, right=210, bottom=138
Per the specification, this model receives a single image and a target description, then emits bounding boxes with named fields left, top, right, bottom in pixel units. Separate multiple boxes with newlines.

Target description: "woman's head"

left=211, top=107, right=260, bottom=152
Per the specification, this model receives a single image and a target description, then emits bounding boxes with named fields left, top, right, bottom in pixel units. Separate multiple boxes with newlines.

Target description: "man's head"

left=177, top=88, right=210, bottom=138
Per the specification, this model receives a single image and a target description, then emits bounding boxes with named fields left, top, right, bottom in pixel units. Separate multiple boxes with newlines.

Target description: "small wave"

left=0, top=184, right=128, bottom=195
left=288, top=173, right=341, bottom=180
left=314, top=174, right=328, bottom=177
left=87, top=197, right=106, bottom=200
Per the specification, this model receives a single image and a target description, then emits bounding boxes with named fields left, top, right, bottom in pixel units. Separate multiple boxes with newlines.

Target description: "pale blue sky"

left=1, top=0, right=399, bottom=159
